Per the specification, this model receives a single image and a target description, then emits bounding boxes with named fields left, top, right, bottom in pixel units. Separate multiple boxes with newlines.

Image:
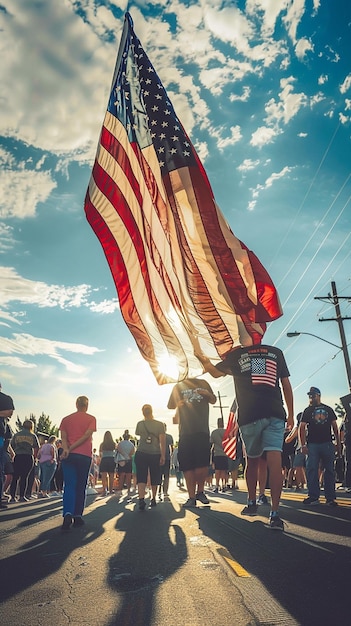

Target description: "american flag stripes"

left=222, top=400, right=239, bottom=460
left=84, top=13, right=282, bottom=384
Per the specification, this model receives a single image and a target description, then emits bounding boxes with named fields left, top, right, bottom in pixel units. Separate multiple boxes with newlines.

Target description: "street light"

left=286, top=331, right=342, bottom=350
left=286, top=331, right=351, bottom=392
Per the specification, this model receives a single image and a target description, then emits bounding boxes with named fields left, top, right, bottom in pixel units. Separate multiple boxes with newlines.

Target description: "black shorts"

left=213, top=455, right=228, bottom=471
left=135, top=450, right=161, bottom=486
left=178, top=432, right=210, bottom=472
left=117, top=460, right=132, bottom=474
left=99, top=457, right=116, bottom=473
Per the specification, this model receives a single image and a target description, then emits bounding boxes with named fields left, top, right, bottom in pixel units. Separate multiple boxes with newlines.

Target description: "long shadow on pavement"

left=104, top=496, right=187, bottom=626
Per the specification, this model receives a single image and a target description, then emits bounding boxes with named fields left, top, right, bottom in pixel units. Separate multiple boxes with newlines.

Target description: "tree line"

left=15, top=412, right=59, bottom=437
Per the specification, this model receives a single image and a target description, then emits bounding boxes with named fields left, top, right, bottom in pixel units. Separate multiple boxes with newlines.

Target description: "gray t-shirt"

left=210, top=427, right=226, bottom=457
left=135, top=419, right=165, bottom=454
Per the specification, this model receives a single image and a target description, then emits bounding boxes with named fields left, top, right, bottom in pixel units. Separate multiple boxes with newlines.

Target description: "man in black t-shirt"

left=167, top=378, right=216, bottom=507
left=202, top=344, right=294, bottom=531
left=299, top=386, right=341, bottom=507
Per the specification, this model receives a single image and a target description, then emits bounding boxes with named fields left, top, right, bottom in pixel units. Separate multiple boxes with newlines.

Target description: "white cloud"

left=237, top=158, right=260, bottom=172
left=0, top=266, right=117, bottom=313
left=194, top=141, right=209, bottom=162
left=89, top=299, right=119, bottom=314
left=264, top=166, right=292, bottom=188
left=212, top=125, right=242, bottom=151
left=0, top=223, right=16, bottom=253
left=312, top=0, right=321, bottom=15
left=229, top=86, right=251, bottom=102
left=345, top=99, right=351, bottom=111
left=0, top=1, right=118, bottom=158
left=0, top=169, right=57, bottom=219
left=250, top=126, right=280, bottom=147
left=298, top=132, right=308, bottom=137
left=318, top=74, right=328, bottom=85
left=0, top=356, right=37, bottom=369
left=282, top=0, right=306, bottom=45
left=310, top=92, right=325, bottom=106
left=339, top=113, right=349, bottom=125
left=0, top=333, right=101, bottom=371
left=246, top=0, right=290, bottom=37
left=340, top=74, right=351, bottom=94
left=265, top=76, right=308, bottom=125
left=295, top=37, right=314, bottom=60
left=249, top=165, right=292, bottom=205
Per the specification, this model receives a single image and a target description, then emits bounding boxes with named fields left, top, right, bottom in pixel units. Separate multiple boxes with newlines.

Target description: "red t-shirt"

left=59, top=411, right=96, bottom=457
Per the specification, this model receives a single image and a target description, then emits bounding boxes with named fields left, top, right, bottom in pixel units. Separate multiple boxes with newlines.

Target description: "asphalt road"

left=1, top=481, right=350, bottom=626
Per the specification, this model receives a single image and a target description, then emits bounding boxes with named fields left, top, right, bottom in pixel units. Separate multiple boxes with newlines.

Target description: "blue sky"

left=1, top=0, right=350, bottom=446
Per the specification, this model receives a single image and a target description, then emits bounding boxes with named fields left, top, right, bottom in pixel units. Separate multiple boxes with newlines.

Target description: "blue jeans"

left=62, top=453, right=91, bottom=517
left=306, top=442, right=336, bottom=501
left=39, top=460, right=57, bottom=492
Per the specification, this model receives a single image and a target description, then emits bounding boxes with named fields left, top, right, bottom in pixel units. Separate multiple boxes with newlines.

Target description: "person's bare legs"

left=194, top=466, right=209, bottom=494
left=258, top=456, right=268, bottom=497
left=266, top=450, right=283, bottom=512
left=183, top=470, right=196, bottom=499
left=245, top=457, right=260, bottom=501
left=108, top=472, right=114, bottom=493
left=101, top=472, right=108, bottom=494
left=138, top=482, right=146, bottom=499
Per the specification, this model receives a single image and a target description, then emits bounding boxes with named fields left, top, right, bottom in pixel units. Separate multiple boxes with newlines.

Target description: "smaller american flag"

left=222, top=400, right=239, bottom=460
left=251, top=357, right=277, bottom=387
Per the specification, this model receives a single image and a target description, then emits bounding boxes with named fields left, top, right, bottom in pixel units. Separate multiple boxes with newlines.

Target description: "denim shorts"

left=293, top=451, right=305, bottom=468
left=240, top=417, right=285, bottom=458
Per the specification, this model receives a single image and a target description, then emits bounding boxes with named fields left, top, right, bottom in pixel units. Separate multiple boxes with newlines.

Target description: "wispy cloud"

left=237, top=158, right=260, bottom=172
left=0, top=333, right=102, bottom=371
left=0, top=267, right=118, bottom=313
left=340, top=73, right=351, bottom=94
left=249, top=165, right=293, bottom=209
left=0, top=169, right=57, bottom=219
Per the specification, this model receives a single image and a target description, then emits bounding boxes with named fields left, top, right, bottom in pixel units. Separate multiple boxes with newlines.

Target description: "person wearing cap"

left=0, top=385, right=15, bottom=509
left=299, top=386, right=341, bottom=507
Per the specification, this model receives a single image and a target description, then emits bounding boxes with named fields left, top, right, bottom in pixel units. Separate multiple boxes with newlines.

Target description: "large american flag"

left=84, top=13, right=282, bottom=384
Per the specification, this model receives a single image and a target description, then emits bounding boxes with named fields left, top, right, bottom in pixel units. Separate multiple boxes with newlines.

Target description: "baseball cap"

left=307, top=386, right=321, bottom=396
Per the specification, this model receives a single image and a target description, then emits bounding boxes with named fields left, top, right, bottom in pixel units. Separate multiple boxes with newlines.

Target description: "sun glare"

left=157, top=353, right=179, bottom=380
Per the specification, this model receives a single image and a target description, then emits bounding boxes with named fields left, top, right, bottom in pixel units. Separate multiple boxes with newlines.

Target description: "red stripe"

left=85, top=182, right=187, bottom=383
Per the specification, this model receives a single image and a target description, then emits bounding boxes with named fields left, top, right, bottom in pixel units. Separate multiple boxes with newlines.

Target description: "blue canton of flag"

left=109, top=23, right=196, bottom=174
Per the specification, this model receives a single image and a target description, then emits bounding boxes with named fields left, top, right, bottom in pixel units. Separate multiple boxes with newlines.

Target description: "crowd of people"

left=1, top=349, right=350, bottom=533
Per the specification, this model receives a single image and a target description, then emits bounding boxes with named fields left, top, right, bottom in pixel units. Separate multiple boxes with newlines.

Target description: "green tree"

left=36, top=412, right=59, bottom=436
left=335, top=403, right=345, bottom=420
left=14, top=412, right=58, bottom=435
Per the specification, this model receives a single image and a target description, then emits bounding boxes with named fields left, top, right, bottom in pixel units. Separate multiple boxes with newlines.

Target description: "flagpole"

left=215, top=391, right=228, bottom=420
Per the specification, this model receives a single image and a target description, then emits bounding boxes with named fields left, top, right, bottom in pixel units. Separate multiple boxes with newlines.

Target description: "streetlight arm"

left=286, top=331, right=341, bottom=350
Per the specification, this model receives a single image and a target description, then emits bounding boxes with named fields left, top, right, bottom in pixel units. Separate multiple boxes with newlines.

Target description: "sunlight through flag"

left=84, top=12, right=282, bottom=384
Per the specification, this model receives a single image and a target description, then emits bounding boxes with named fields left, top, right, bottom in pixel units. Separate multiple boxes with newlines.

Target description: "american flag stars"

left=116, top=28, right=196, bottom=173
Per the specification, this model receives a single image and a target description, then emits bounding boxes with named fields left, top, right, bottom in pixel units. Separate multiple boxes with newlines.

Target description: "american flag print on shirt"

left=251, top=357, right=277, bottom=387
left=84, top=12, right=282, bottom=384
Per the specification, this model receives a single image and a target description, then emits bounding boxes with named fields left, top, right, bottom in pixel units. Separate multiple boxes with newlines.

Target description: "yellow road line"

left=217, top=547, right=251, bottom=577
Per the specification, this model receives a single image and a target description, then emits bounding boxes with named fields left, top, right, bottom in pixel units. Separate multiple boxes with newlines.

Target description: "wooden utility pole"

left=315, top=280, right=351, bottom=392
left=214, top=391, right=228, bottom=421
